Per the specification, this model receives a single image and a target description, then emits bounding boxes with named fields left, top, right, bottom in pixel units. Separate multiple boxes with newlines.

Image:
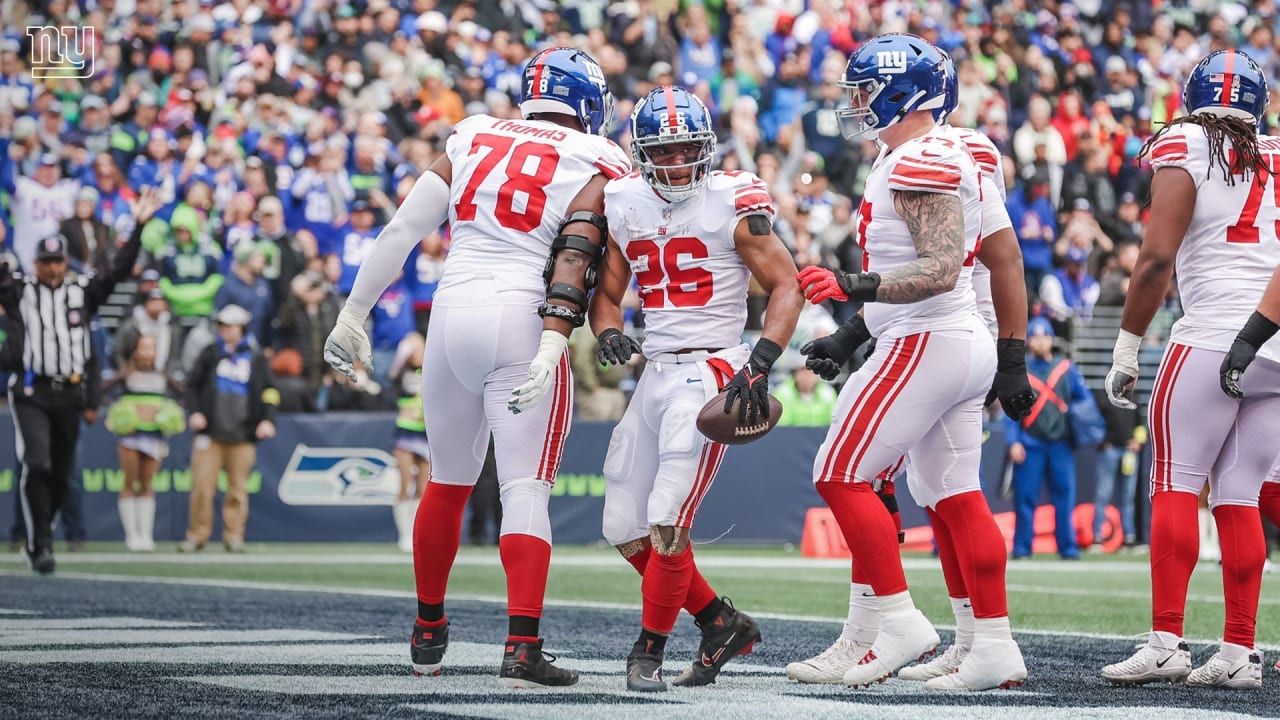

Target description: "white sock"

left=136, top=496, right=156, bottom=549
left=950, top=597, right=975, bottom=649
left=1218, top=642, right=1252, bottom=662
left=973, top=616, right=1012, bottom=641
left=394, top=500, right=416, bottom=549
left=843, top=583, right=880, bottom=645
left=878, top=590, right=915, bottom=616
left=118, top=497, right=137, bottom=549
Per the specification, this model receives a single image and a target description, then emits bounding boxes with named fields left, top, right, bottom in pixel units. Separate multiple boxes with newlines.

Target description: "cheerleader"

left=106, top=335, right=185, bottom=551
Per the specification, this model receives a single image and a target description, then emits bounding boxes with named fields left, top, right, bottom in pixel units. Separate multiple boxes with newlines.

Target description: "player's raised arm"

left=588, top=235, right=641, bottom=366
left=324, top=155, right=453, bottom=382
left=508, top=175, right=611, bottom=413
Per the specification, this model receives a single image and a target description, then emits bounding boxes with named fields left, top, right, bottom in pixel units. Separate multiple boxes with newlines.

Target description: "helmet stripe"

left=532, top=53, right=548, bottom=99
left=1221, top=51, right=1235, bottom=108
left=663, top=86, right=678, bottom=132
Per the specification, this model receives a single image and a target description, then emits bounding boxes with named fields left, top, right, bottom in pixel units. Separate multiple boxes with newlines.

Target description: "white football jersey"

left=1148, top=124, right=1280, bottom=361
left=605, top=170, right=775, bottom=357
left=437, top=114, right=631, bottom=300
left=951, top=126, right=1012, bottom=337
left=855, top=126, right=982, bottom=339
left=12, top=177, right=78, bottom=271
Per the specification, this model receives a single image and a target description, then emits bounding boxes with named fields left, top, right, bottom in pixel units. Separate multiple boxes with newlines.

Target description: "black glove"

left=723, top=338, right=782, bottom=425
left=1220, top=311, right=1280, bottom=398
left=597, top=328, right=640, bottom=366
left=801, top=315, right=871, bottom=381
left=986, top=338, right=1037, bottom=420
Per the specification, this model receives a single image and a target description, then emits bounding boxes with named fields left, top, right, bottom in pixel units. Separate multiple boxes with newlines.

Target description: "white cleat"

left=842, top=610, right=939, bottom=688
left=924, top=637, right=1026, bottom=691
left=1101, top=633, right=1191, bottom=686
left=898, top=643, right=968, bottom=681
left=786, top=635, right=872, bottom=684
left=1186, top=647, right=1263, bottom=689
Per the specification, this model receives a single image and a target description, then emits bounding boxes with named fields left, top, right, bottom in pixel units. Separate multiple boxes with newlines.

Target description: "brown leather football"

left=695, top=389, right=783, bottom=445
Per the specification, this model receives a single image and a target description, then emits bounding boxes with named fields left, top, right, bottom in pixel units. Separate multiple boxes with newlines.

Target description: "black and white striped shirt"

left=18, top=277, right=93, bottom=378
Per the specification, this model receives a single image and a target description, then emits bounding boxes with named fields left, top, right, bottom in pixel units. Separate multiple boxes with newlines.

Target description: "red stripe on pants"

left=819, top=337, right=916, bottom=484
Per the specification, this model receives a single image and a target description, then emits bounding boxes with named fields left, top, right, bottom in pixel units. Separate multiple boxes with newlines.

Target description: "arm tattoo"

left=876, top=191, right=965, bottom=304
left=746, top=214, right=772, bottom=236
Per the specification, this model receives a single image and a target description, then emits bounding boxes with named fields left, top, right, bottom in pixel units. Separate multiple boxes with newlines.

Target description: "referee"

left=0, top=187, right=159, bottom=574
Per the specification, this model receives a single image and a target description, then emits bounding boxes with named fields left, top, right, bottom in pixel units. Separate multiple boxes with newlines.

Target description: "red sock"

left=1215, top=505, right=1265, bottom=647
left=816, top=482, right=907, bottom=596
left=500, top=533, right=551, bottom=619
left=934, top=491, right=1007, bottom=618
left=624, top=544, right=718, bottom=615
left=926, top=507, right=968, bottom=600
left=1259, top=483, right=1280, bottom=529
left=414, top=481, right=474, bottom=607
left=1150, top=490, right=1200, bottom=637
left=641, top=545, right=694, bottom=634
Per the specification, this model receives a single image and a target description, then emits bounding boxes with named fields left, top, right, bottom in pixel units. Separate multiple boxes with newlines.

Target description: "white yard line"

left=3, top=569, right=1275, bottom=651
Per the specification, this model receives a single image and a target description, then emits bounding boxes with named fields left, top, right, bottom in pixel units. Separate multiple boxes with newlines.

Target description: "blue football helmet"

left=630, top=86, right=717, bottom=202
left=1183, top=50, right=1269, bottom=124
left=934, top=49, right=959, bottom=123
left=519, top=47, right=615, bottom=136
left=837, top=34, right=948, bottom=138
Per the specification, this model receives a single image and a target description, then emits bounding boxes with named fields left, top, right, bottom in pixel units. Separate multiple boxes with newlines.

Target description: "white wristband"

left=534, top=330, right=569, bottom=364
left=1112, top=329, right=1142, bottom=374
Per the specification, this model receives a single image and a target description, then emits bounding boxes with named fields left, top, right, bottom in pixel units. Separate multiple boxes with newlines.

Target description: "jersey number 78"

left=455, top=133, right=561, bottom=232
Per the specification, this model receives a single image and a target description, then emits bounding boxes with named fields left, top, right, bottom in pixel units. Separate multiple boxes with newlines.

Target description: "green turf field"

left=13, top=543, right=1279, bottom=646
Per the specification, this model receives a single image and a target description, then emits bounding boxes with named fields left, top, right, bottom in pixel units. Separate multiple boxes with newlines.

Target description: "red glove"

left=797, top=266, right=848, bottom=304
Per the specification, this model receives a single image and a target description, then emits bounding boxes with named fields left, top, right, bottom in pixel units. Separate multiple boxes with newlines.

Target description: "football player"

left=1102, top=50, right=1279, bottom=689
left=324, top=47, right=630, bottom=688
left=788, top=50, right=1036, bottom=686
left=589, top=86, right=803, bottom=691
left=792, top=34, right=1026, bottom=691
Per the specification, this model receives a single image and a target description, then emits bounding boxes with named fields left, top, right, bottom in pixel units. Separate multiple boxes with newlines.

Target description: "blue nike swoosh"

left=686, top=378, right=701, bottom=383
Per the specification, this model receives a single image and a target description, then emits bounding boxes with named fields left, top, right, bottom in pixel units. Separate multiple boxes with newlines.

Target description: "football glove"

left=800, top=315, right=871, bottom=381
left=1105, top=329, right=1142, bottom=409
left=986, top=338, right=1037, bottom=420
left=1220, top=311, right=1280, bottom=399
left=723, top=338, right=782, bottom=425
left=324, top=308, right=374, bottom=383
left=597, top=328, right=640, bottom=366
left=796, top=265, right=880, bottom=304
left=509, top=331, right=568, bottom=413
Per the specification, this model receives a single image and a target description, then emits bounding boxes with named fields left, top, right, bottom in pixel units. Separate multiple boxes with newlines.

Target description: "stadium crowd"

left=3, top=0, right=1242, bottom=419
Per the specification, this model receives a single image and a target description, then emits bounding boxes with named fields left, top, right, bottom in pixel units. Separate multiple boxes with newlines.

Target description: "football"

left=695, top=390, right=784, bottom=445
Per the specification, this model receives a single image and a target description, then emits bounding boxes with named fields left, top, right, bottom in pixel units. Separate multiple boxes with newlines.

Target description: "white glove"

left=324, top=307, right=373, bottom=383
left=509, top=330, right=569, bottom=414
left=1105, top=329, right=1141, bottom=409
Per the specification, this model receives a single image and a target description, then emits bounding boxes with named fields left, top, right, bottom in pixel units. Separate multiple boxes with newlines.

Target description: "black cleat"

left=671, top=597, right=761, bottom=687
left=626, top=640, right=667, bottom=692
left=499, top=638, right=579, bottom=688
left=410, top=621, right=449, bottom=676
left=26, top=548, right=55, bottom=576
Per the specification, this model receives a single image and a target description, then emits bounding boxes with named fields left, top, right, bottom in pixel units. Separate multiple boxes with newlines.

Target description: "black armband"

left=538, top=302, right=586, bottom=327
left=1237, top=311, right=1280, bottom=350
left=543, top=227, right=606, bottom=291
left=747, top=338, right=783, bottom=375
left=994, top=338, right=1028, bottom=371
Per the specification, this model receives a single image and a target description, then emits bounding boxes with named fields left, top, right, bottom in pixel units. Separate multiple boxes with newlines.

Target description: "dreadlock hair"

left=1140, top=113, right=1265, bottom=187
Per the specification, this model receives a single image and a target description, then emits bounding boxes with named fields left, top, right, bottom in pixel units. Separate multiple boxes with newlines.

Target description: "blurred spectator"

left=157, top=206, right=223, bottom=325
left=255, top=196, right=308, bottom=309
left=332, top=198, right=381, bottom=295
left=1091, top=387, right=1146, bottom=553
left=1008, top=166, right=1058, bottom=292
left=180, top=304, right=278, bottom=554
left=1040, top=245, right=1101, bottom=325
left=215, top=241, right=275, bottom=347
left=5, top=154, right=77, bottom=271
left=570, top=325, right=627, bottom=422
left=390, top=332, right=428, bottom=553
left=274, top=271, right=341, bottom=411
left=371, top=272, right=416, bottom=390
left=59, top=187, right=114, bottom=273
left=1098, top=241, right=1141, bottom=308
left=409, top=229, right=446, bottom=336
left=774, top=367, right=837, bottom=427
left=115, top=288, right=182, bottom=378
